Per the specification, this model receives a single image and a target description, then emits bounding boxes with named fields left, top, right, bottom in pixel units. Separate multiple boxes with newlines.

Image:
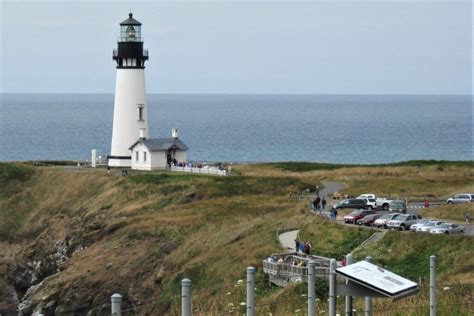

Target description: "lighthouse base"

left=107, top=156, right=132, bottom=167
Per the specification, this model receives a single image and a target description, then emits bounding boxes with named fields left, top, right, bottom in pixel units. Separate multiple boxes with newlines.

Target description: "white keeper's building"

left=130, top=128, right=188, bottom=171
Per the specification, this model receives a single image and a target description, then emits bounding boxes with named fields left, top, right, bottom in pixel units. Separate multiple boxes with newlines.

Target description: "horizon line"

left=1, top=92, right=473, bottom=96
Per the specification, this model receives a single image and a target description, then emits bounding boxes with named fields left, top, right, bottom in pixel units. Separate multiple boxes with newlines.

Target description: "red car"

left=344, top=209, right=376, bottom=224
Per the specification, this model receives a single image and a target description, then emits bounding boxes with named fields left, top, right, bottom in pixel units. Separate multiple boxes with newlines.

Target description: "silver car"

left=416, top=220, right=444, bottom=233
left=374, top=213, right=400, bottom=228
left=410, top=218, right=435, bottom=232
left=447, top=193, right=474, bottom=204
left=430, top=223, right=464, bottom=235
left=387, top=214, right=422, bottom=231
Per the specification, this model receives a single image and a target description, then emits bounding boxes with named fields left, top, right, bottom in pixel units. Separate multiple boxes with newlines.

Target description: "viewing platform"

left=263, top=252, right=339, bottom=287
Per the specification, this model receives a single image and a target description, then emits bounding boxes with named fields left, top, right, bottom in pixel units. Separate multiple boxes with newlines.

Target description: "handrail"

left=170, top=165, right=227, bottom=176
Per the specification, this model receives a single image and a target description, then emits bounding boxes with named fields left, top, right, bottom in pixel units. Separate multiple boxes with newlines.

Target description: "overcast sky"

left=1, top=1, right=472, bottom=94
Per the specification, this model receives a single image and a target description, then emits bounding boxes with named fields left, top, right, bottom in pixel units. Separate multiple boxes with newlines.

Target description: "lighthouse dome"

left=120, top=13, right=142, bottom=26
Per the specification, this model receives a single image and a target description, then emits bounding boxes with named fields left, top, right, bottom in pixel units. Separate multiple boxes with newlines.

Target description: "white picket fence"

left=170, top=166, right=227, bottom=176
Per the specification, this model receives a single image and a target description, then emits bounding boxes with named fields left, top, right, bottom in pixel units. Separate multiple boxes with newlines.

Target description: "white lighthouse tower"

left=108, top=13, right=149, bottom=167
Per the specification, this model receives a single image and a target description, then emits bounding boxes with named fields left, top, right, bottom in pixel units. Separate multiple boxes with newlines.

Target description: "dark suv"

left=335, top=199, right=372, bottom=210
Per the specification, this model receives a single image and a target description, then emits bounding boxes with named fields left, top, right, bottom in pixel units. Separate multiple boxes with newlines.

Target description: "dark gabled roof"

left=129, top=138, right=189, bottom=152
left=120, top=13, right=142, bottom=26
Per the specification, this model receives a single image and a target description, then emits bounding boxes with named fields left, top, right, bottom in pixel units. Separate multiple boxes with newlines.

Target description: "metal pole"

left=308, top=260, right=316, bottom=316
left=182, top=278, right=192, bottom=316
left=430, top=255, right=437, bottom=316
left=365, top=256, right=373, bottom=316
left=345, top=254, right=354, bottom=316
left=329, top=258, right=337, bottom=316
left=111, top=293, right=122, bottom=316
left=247, top=266, right=256, bottom=316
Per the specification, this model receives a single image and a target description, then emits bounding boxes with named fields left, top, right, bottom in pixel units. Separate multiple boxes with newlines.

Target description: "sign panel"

left=336, top=260, right=417, bottom=297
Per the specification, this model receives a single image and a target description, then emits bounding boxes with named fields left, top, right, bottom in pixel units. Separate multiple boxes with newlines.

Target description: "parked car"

left=410, top=219, right=435, bottom=232
left=430, top=223, right=464, bottom=235
left=363, top=198, right=378, bottom=209
left=388, top=200, right=407, bottom=213
left=357, top=194, right=393, bottom=210
left=447, top=193, right=474, bottom=204
left=355, top=213, right=380, bottom=226
left=386, top=214, right=422, bottom=231
left=374, top=213, right=400, bottom=228
left=416, top=220, right=444, bottom=233
left=344, top=209, right=376, bottom=224
left=336, top=199, right=372, bottom=210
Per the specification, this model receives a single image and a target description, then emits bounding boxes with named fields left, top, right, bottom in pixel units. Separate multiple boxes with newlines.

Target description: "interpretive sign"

left=336, top=260, right=418, bottom=298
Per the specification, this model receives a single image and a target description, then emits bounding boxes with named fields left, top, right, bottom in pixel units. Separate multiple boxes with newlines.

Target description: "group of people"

left=266, top=255, right=308, bottom=267
left=294, top=239, right=312, bottom=255
left=312, top=196, right=327, bottom=214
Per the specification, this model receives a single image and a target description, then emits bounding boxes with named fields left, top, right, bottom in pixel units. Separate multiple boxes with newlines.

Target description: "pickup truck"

left=357, top=194, right=394, bottom=210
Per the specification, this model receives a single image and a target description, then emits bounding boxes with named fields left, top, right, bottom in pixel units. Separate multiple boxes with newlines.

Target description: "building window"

left=143, top=151, right=147, bottom=162
left=135, top=151, right=139, bottom=162
left=137, top=104, right=145, bottom=121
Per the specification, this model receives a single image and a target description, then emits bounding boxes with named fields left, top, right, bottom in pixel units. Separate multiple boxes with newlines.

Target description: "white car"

left=430, top=223, right=464, bottom=235
left=416, top=221, right=444, bottom=233
left=374, top=213, right=400, bottom=228
left=363, top=198, right=377, bottom=209
left=410, top=219, right=435, bottom=232
left=357, top=193, right=393, bottom=210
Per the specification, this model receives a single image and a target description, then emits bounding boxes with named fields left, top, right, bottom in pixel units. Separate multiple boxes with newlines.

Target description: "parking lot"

left=333, top=208, right=474, bottom=236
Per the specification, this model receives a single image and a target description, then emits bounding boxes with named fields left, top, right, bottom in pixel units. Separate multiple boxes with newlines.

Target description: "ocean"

left=0, top=94, right=472, bottom=164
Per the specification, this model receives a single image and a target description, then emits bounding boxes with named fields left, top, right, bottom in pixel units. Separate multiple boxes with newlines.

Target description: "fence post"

left=111, top=293, right=122, bottom=316
left=247, top=266, right=256, bottom=316
left=365, top=256, right=373, bottom=316
left=430, top=255, right=437, bottom=316
left=308, top=260, right=316, bottom=316
left=182, top=278, right=192, bottom=316
left=345, top=253, right=354, bottom=316
left=329, top=258, right=337, bottom=316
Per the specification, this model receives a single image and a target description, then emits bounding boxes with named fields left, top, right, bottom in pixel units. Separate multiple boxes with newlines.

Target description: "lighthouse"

left=108, top=13, right=149, bottom=167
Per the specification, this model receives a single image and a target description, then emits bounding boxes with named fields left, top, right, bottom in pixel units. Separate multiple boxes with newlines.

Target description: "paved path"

left=278, top=230, right=299, bottom=252
left=278, top=180, right=345, bottom=251
left=320, top=180, right=345, bottom=198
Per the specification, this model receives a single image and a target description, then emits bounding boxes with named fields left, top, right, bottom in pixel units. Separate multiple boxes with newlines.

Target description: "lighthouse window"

left=143, top=151, right=147, bottom=162
left=137, top=104, right=144, bottom=121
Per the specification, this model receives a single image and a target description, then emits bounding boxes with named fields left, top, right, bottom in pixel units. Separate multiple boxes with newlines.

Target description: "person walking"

left=315, top=185, right=320, bottom=196
left=465, top=213, right=472, bottom=225
left=304, top=242, right=311, bottom=255
left=329, top=206, right=337, bottom=223
left=321, top=197, right=327, bottom=213
left=315, top=196, right=321, bottom=213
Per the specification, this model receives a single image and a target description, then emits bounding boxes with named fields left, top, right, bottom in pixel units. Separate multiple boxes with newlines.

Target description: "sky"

left=0, top=0, right=472, bottom=94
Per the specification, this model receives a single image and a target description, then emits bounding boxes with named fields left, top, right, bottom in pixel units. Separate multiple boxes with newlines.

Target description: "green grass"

left=298, top=219, right=373, bottom=260
left=0, top=163, right=34, bottom=189
left=271, top=160, right=474, bottom=172
left=353, top=231, right=474, bottom=280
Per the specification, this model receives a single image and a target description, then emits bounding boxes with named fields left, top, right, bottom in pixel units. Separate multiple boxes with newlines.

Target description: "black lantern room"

left=113, top=13, right=149, bottom=68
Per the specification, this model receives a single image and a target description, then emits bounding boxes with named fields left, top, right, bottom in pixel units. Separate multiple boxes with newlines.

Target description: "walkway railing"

left=263, top=253, right=332, bottom=284
left=170, top=166, right=227, bottom=176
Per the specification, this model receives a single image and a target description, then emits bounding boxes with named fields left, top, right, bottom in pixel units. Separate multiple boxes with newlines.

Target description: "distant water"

left=0, top=94, right=472, bottom=163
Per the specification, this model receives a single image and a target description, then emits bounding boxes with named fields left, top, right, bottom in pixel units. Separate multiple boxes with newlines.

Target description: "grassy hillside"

left=0, top=161, right=473, bottom=315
